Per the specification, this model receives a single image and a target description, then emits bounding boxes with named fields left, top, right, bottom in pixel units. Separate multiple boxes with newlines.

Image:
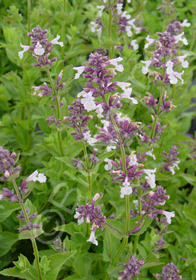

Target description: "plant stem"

left=61, top=0, right=67, bottom=67
left=108, top=0, right=114, bottom=58
left=112, top=238, right=128, bottom=265
left=82, top=139, right=92, bottom=195
left=12, top=180, right=42, bottom=280
left=150, top=87, right=164, bottom=140
left=110, top=115, right=130, bottom=263
left=46, top=69, right=64, bottom=156
left=27, top=0, right=31, bottom=45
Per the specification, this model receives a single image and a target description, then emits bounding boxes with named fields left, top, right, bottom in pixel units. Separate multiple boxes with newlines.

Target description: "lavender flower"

left=0, top=146, right=20, bottom=181
left=156, top=262, right=182, bottom=279
left=74, top=193, right=105, bottom=245
left=18, top=25, right=63, bottom=67
left=163, top=145, right=180, bottom=175
left=142, top=20, right=190, bottom=85
left=18, top=221, right=40, bottom=232
left=118, top=256, right=144, bottom=280
left=153, top=237, right=166, bottom=253
left=74, top=193, right=105, bottom=230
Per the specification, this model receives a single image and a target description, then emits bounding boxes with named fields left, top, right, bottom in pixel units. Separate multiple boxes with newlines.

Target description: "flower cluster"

left=17, top=209, right=40, bottom=233
left=72, top=149, right=99, bottom=171
left=90, top=1, right=143, bottom=51
left=142, top=19, right=190, bottom=84
left=118, top=256, right=144, bottom=280
left=163, top=145, right=180, bottom=175
left=156, top=262, right=182, bottom=279
left=0, top=168, right=46, bottom=202
left=74, top=193, right=106, bottom=245
left=71, top=51, right=138, bottom=152
left=0, top=146, right=20, bottom=181
left=19, top=25, right=63, bottom=67
left=139, top=119, right=166, bottom=144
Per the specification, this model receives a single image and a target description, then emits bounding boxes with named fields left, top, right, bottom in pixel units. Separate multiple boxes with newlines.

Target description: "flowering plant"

left=0, top=0, right=195, bottom=279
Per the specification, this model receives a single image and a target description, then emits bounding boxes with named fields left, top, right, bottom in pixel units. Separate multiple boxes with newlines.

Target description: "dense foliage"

left=0, top=0, right=195, bottom=279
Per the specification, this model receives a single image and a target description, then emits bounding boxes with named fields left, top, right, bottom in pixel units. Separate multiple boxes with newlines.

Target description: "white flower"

left=95, top=104, right=104, bottom=118
left=128, top=18, right=135, bottom=27
left=78, top=91, right=96, bottom=111
left=125, top=26, right=133, bottom=37
left=50, top=35, right=63, bottom=47
left=174, top=32, right=188, bottom=45
left=101, top=120, right=110, bottom=131
left=106, top=144, right=116, bottom=152
left=120, top=177, right=132, bottom=198
left=117, top=82, right=131, bottom=91
left=0, top=194, right=3, bottom=200
left=181, top=19, right=191, bottom=27
left=87, top=230, right=98, bottom=246
left=134, top=27, right=142, bottom=34
left=4, top=170, right=10, bottom=178
left=166, top=60, right=184, bottom=84
left=177, top=55, right=189, bottom=68
left=116, top=112, right=130, bottom=122
left=74, top=211, right=84, bottom=225
left=116, top=3, right=123, bottom=14
left=131, top=39, right=139, bottom=50
left=144, top=35, right=154, bottom=49
left=18, top=44, right=30, bottom=59
left=145, top=149, right=156, bottom=160
left=144, top=168, right=156, bottom=189
left=104, top=158, right=113, bottom=171
left=97, top=5, right=105, bottom=17
left=133, top=200, right=138, bottom=209
left=83, top=130, right=97, bottom=146
left=90, top=22, right=102, bottom=38
left=27, top=170, right=46, bottom=183
left=127, top=0, right=131, bottom=3
left=168, top=160, right=180, bottom=175
left=32, top=86, right=41, bottom=96
left=141, top=60, right=151, bottom=74
left=109, top=57, right=124, bottom=72
left=117, top=82, right=137, bottom=103
left=34, top=42, right=45, bottom=56
left=92, top=193, right=101, bottom=201
left=162, top=211, right=175, bottom=224
left=73, top=66, right=85, bottom=79
left=129, top=151, right=138, bottom=166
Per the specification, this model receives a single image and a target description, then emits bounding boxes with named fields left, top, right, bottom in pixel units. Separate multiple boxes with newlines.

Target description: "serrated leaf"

left=0, top=200, right=20, bottom=222
left=0, top=231, right=18, bottom=257
left=45, top=251, right=77, bottom=280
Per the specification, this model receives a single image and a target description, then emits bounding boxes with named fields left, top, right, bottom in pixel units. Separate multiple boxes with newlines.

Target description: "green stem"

left=82, top=139, right=92, bottom=194
left=46, top=69, right=64, bottom=156
left=108, top=0, right=114, bottom=58
left=111, top=238, right=128, bottom=265
left=27, top=0, right=31, bottom=45
left=61, top=0, right=67, bottom=67
left=12, top=180, right=42, bottom=280
left=110, top=115, right=130, bottom=263
left=27, top=105, right=32, bottom=150
left=150, top=87, right=164, bottom=139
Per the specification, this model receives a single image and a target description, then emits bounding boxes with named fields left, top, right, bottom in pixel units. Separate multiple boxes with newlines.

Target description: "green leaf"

left=0, top=231, right=18, bottom=257
left=0, top=200, right=20, bottom=222
left=18, top=199, right=43, bottom=240
left=45, top=251, right=77, bottom=280
left=0, top=254, right=37, bottom=280
left=103, top=228, right=121, bottom=262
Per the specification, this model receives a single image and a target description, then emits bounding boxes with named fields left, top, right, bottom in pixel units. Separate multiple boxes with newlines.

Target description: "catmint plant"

left=66, top=49, right=178, bottom=279
left=0, top=146, right=46, bottom=280
left=19, top=25, right=65, bottom=156
left=90, top=0, right=144, bottom=55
